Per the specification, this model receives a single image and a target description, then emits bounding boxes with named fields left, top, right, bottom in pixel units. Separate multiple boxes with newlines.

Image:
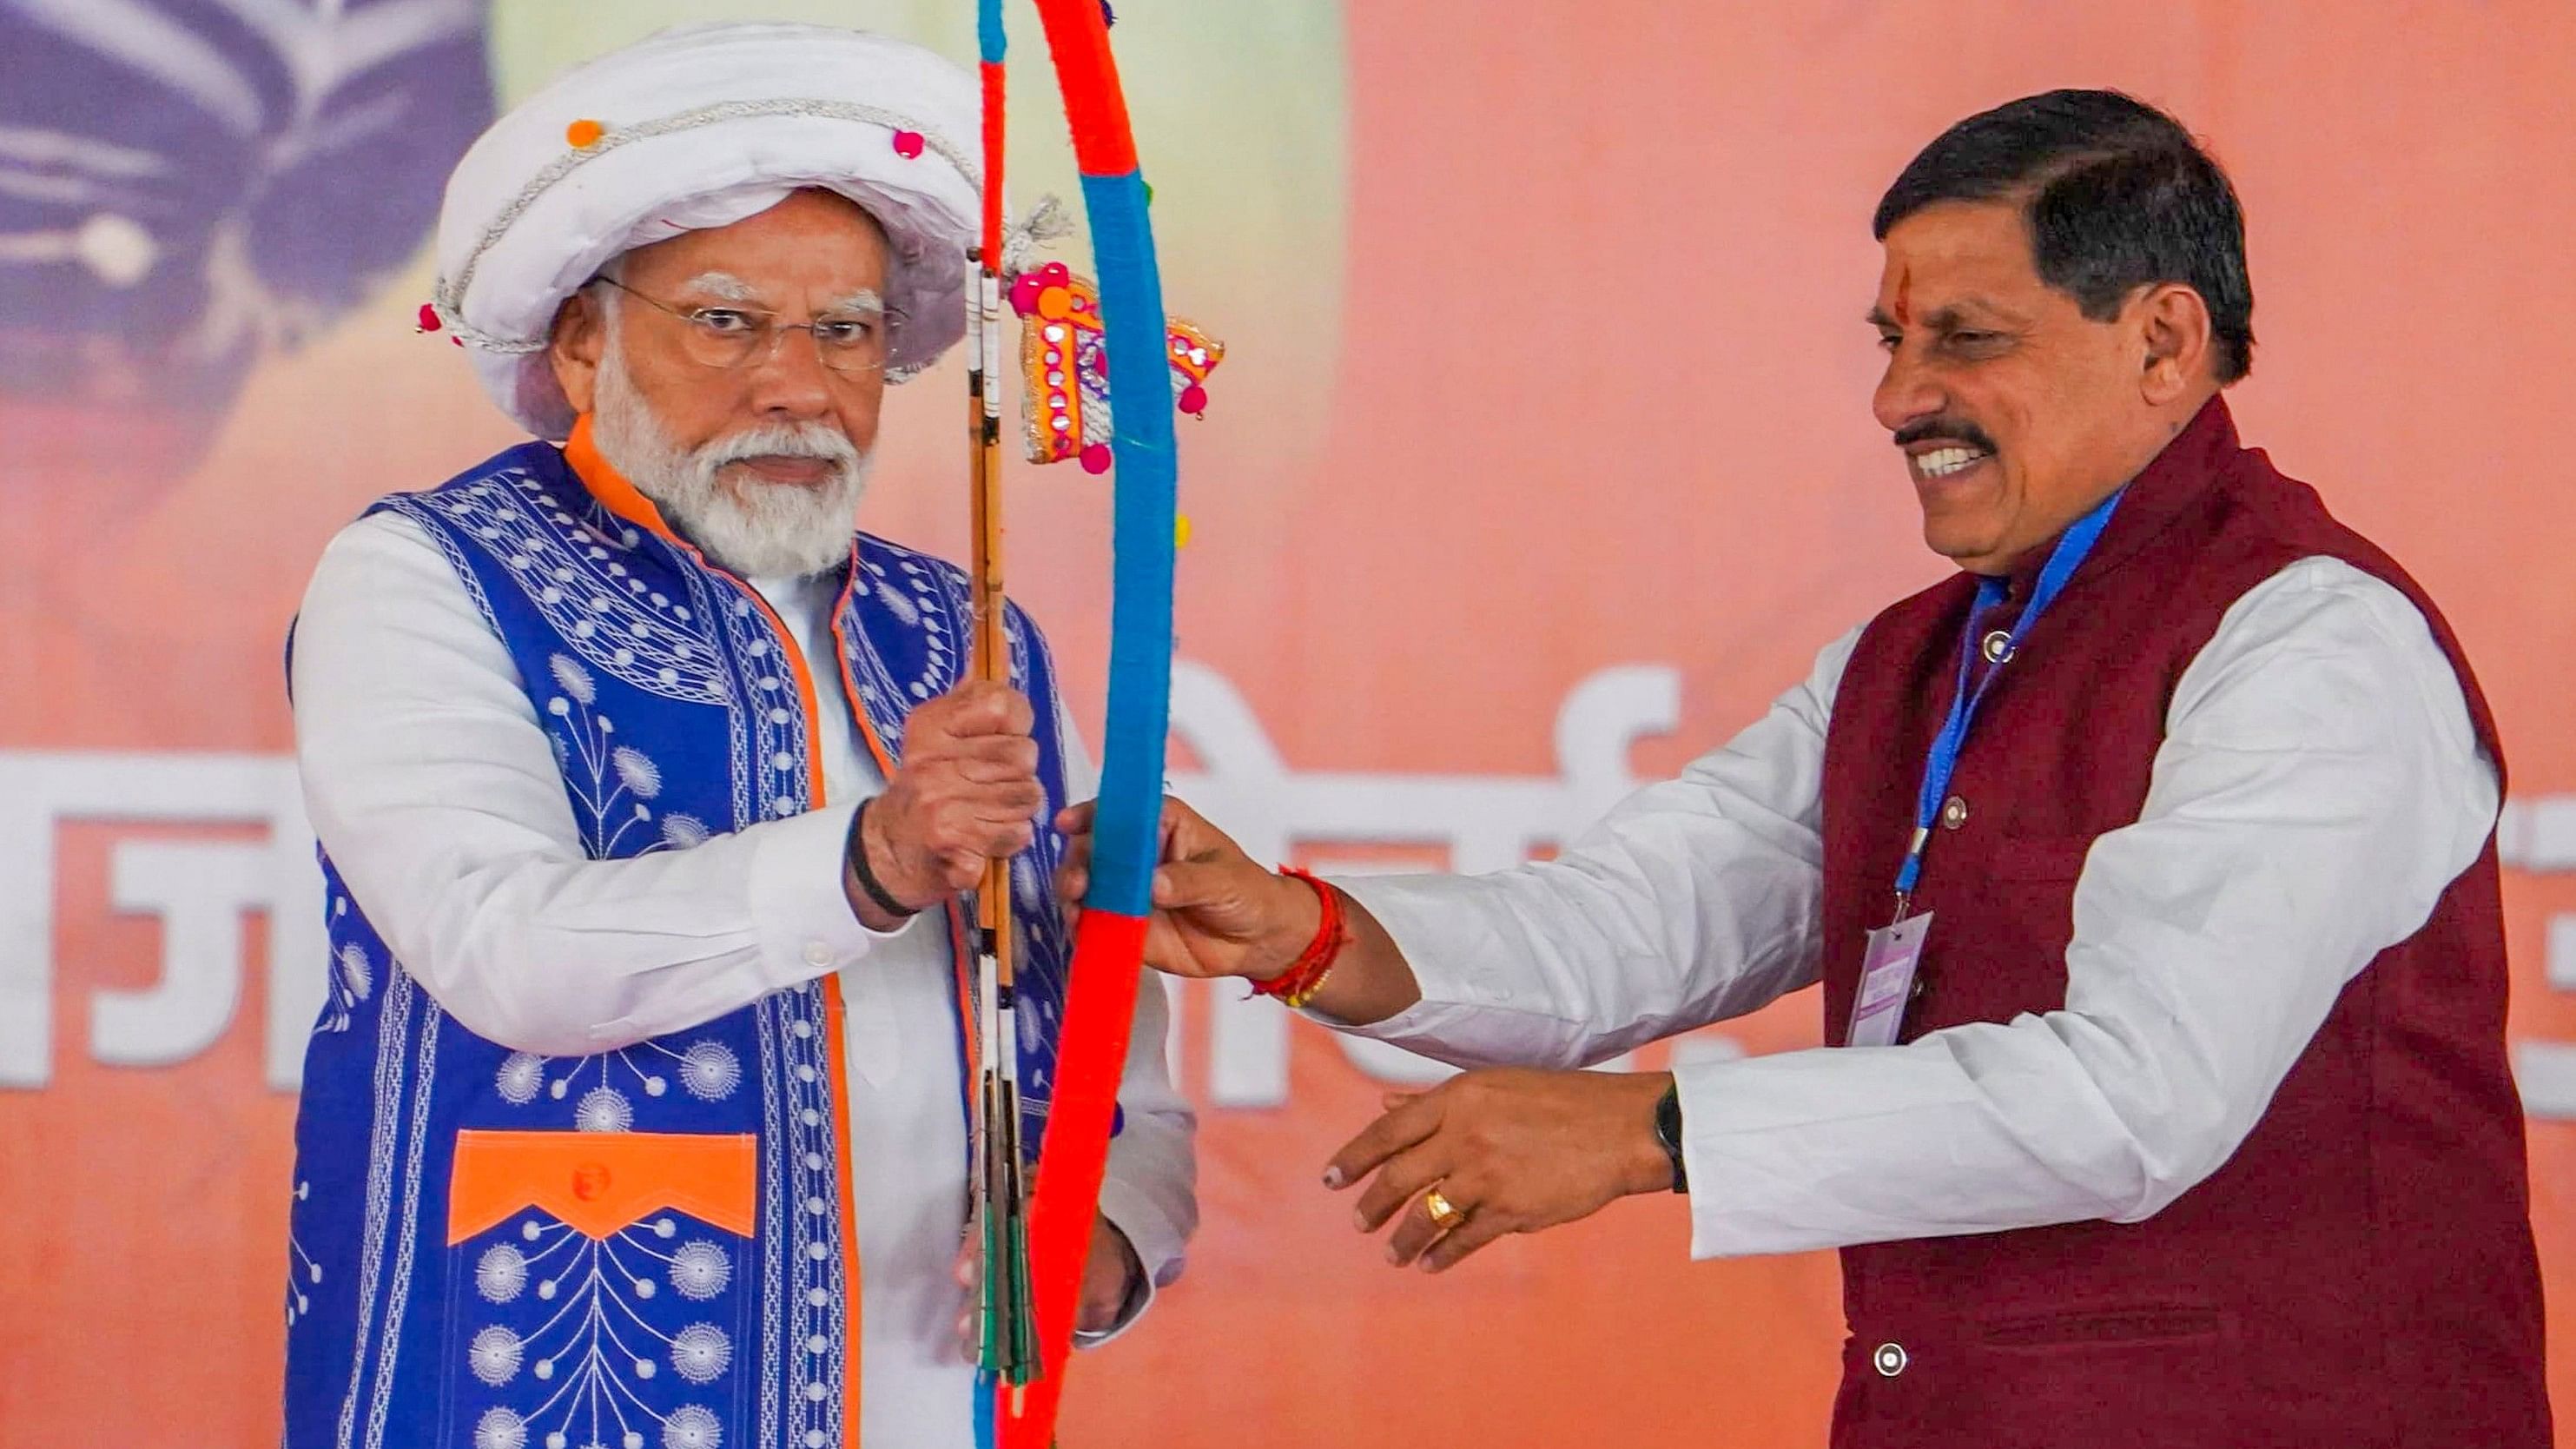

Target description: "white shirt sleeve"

left=1673, top=556, right=2499, bottom=1258
left=1048, top=723, right=1199, bottom=1343
left=1327, top=626, right=1859, bottom=1067
left=290, top=511, right=899, bottom=1056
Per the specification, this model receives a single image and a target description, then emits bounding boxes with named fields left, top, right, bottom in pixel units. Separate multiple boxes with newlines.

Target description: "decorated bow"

left=965, top=1, right=1187, bottom=1444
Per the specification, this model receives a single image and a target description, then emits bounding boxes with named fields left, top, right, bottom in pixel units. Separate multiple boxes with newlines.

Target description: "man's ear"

left=550, top=287, right=608, bottom=416
left=2133, top=282, right=2215, bottom=406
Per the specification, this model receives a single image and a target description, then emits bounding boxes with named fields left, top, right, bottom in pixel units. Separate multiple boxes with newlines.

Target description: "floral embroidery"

left=543, top=652, right=693, bottom=857
left=463, top=1216, right=735, bottom=1449
left=665, top=1241, right=730, bottom=1300
left=674, top=1042, right=741, bottom=1102
left=314, top=895, right=374, bottom=1034
left=488, top=1036, right=742, bottom=1130
left=478, top=1242, right=530, bottom=1304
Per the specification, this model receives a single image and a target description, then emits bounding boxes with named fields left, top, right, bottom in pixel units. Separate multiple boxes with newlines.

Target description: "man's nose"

left=1873, top=346, right=1946, bottom=437
left=742, top=324, right=836, bottom=419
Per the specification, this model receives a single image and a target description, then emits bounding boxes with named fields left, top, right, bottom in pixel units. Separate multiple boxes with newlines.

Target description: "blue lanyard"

left=1892, top=487, right=2125, bottom=907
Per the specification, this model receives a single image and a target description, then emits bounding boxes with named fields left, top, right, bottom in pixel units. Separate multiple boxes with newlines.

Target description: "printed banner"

left=4, top=3, right=2574, bottom=1444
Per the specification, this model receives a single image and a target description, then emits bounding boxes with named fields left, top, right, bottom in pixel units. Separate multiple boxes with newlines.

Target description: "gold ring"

left=1423, top=1187, right=1466, bottom=1231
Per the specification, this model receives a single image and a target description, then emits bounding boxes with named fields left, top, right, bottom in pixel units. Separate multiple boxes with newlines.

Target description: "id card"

left=1847, top=913, right=1932, bottom=1049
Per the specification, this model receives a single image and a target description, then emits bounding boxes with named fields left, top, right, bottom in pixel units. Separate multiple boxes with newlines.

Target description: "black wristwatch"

left=1653, top=1081, right=1688, bottom=1194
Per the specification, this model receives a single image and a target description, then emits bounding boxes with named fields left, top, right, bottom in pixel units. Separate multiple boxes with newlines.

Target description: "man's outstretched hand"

left=1052, top=795, right=1426, bottom=1025
left=1051, top=795, right=1321, bottom=983
left=1324, top=1069, right=1676, bottom=1273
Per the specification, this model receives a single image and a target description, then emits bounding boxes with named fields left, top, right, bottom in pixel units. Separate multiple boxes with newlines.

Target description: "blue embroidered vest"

left=281, top=440, right=1077, bottom=1449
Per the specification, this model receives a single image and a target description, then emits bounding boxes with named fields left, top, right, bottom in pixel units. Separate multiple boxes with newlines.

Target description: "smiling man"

left=279, top=24, right=1192, bottom=1449
left=1059, top=89, right=2548, bottom=1446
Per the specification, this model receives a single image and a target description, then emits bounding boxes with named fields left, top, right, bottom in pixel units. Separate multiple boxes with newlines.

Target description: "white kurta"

left=1332, top=557, right=2498, bottom=1260
left=292, top=510, right=1195, bottom=1448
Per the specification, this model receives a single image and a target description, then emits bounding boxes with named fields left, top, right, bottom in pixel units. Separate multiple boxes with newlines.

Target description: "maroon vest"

left=1816, top=399, right=2547, bottom=1448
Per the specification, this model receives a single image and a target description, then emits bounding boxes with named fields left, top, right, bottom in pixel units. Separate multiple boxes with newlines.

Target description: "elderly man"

left=280, top=24, right=1192, bottom=1449
left=1063, top=89, right=2547, bottom=1446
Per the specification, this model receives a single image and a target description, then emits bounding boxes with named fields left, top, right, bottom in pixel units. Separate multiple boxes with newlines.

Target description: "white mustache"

left=702, top=424, right=861, bottom=475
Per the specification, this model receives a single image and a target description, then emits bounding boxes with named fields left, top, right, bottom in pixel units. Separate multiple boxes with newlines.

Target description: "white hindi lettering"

left=1, top=668, right=2567, bottom=1114
left=0, top=751, right=327, bottom=1091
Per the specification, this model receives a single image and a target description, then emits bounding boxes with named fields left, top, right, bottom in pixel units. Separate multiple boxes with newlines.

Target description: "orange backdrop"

left=6, top=3, right=2576, bottom=1446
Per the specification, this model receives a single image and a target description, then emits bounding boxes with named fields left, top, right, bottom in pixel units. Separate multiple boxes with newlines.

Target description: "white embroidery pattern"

left=755, top=998, right=789, bottom=1449
left=676, top=1042, right=742, bottom=1102
left=411, top=460, right=796, bottom=853
left=314, top=895, right=376, bottom=1034
left=471, top=1217, right=730, bottom=1449
left=1008, top=619, right=1076, bottom=1117
left=472, top=1406, right=527, bottom=1449
left=543, top=652, right=703, bottom=859
left=361, top=981, right=441, bottom=1449
left=575, top=1085, right=636, bottom=1134
left=669, top=1324, right=732, bottom=1385
left=334, top=961, right=417, bottom=1449
left=490, top=1039, right=741, bottom=1130
left=755, top=989, right=847, bottom=1449
left=415, top=473, right=729, bottom=706
left=841, top=550, right=962, bottom=758
left=469, top=1325, right=525, bottom=1386
left=666, top=1241, right=730, bottom=1301
left=713, top=594, right=811, bottom=824
left=477, top=1242, right=530, bottom=1305
left=286, top=1178, right=320, bottom=1327
left=664, top=1404, right=723, bottom=1449
left=496, top=1053, right=544, bottom=1106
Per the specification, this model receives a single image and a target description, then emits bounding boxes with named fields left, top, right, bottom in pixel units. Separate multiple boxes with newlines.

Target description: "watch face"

left=1656, top=1086, right=1688, bottom=1191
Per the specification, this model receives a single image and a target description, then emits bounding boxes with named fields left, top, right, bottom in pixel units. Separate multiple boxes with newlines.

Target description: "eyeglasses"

left=591, top=275, right=896, bottom=375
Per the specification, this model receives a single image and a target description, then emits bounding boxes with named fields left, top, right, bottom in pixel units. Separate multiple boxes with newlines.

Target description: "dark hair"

left=1873, top=89, right=2255, bottom=383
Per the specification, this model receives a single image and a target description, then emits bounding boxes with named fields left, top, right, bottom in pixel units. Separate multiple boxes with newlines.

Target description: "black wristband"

left=845, top=798, right=919, bottom=920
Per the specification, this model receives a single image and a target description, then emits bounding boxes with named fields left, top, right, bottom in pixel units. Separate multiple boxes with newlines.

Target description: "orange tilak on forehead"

left=1892, top=265, right=1913, bottom=327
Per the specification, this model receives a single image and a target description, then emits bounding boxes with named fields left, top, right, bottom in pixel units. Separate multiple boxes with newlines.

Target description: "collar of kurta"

left=561, top=412, right=685, bottom=546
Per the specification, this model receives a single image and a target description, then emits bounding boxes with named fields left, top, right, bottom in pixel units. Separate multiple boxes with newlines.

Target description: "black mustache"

left=1893, top=419, right=1998, bottom=455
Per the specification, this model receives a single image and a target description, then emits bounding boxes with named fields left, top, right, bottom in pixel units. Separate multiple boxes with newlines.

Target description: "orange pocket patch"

left=446, top=1130, right=757, bottom=1244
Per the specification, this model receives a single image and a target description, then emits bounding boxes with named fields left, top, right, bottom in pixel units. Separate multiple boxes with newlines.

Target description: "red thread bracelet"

left=1252, top=866, right=1348, bottom=1006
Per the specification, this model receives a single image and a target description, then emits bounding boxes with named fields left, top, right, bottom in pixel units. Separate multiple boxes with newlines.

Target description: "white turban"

left=432, top=21, right=981, bottom=440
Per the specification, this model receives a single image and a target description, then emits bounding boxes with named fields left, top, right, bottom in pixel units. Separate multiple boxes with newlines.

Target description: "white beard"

left=589, top=334, right=872, bottom=579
